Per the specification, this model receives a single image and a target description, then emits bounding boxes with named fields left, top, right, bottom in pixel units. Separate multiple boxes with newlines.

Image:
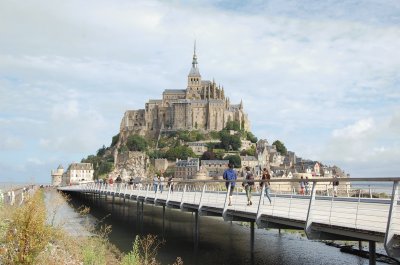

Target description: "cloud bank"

left=0, top=0, right=399, bottom=182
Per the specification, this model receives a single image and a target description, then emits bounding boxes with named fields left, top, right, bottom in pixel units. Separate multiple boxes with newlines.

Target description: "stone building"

left=201, top=160, right=229, bottom=179
left=187, top=142, right=208, bottom=156
left=51, top=164, right=64, bottom=186
left=62, top=163, right=94, bottom=186
left=119, top=45, right=250, bottom=142
left=175, top=157, right=200, bottom=179
left=240, top=155, right=258, bottom=170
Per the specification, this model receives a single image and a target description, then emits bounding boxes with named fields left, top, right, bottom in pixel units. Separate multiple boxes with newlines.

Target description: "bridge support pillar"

left=141, top=201, right=144, bottom=234
left=369, top=241, right=376, bottom=265
left=250, top=221, right=255, bottom=254
left=162, top=205, right=166, bottom=238
left=194, top=211, right=199, bottom=249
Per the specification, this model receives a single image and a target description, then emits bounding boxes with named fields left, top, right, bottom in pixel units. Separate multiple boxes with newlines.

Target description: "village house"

left=201, top=160, right=229, bottom=178
left=61, top=163, right=94, bottom=186
left=175, top=157, right=200, bottom=179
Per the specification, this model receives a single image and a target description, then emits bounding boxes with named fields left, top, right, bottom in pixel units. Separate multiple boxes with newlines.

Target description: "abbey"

left=119, top=46, right=250, bottom=140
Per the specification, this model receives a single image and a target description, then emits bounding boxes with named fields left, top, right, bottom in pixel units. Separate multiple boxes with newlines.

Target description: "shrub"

left=127, top=134, right=148, bottom=152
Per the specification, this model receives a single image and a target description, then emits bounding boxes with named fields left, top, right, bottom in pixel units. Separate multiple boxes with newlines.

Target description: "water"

left=64, top=193, right=387, bottom=265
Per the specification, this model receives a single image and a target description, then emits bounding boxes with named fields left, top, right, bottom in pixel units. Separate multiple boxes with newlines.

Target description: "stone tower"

left=51, top=164, right=64, bottom=186
left=187, top=41, right=202, bottom=99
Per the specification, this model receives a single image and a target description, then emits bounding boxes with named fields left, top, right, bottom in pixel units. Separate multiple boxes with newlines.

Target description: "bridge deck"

left=59, top=180, right=400, bottom=260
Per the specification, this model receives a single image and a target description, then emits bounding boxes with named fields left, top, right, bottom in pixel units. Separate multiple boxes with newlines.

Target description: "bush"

left=2, top=191, right=52, bottom=264
left=246, top=132, right=258, bottom=143
left=225, top=121, right=240, bottom=131
left=220, top=130, right=241, bottom=151
left=97, top=145, right=107, bottom=157
left=201, top=151, right=216, bottom=160
left=225, top=154, right=241, bottom=168
left=273, top=140, right=287, bottom=155
left=165, top=146, right=195, bottom=160
left=127, top=134, right=148, bottom=152
left=111, top=133, right=119, bottom=147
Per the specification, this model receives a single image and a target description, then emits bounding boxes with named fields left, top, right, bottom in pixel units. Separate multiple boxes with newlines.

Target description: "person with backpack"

left=260, top=168, right=272, bottom=204
left=243, top=166, right=255, bottom=206
left=223, top=163, right=237, bottom=206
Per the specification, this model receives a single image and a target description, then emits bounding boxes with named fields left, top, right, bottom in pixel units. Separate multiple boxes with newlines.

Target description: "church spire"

left=192, top=40, right=198, bottom=68
left=188, top=40, right=200, bottom=77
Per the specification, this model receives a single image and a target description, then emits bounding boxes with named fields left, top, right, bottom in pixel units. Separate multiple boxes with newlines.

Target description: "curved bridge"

left=59, top=177, right=400, bottom=264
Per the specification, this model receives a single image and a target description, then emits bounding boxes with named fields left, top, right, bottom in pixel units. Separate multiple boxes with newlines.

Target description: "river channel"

left=61, top=191, right=385, bottom=265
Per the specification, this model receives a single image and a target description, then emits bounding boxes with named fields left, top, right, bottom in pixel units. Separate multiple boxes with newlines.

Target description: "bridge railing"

left=64, top=177, right=400, bottom=259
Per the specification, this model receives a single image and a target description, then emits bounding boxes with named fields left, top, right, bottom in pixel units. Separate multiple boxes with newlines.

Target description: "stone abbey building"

left=119, top=46, right=250, bottom=140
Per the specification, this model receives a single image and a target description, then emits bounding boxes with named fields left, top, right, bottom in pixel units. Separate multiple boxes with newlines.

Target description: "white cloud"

left=332, top=118, right=374, bottom=139
left=0, top=0, right=399, bottom=182
left=0, top=135, right=23, bottom=150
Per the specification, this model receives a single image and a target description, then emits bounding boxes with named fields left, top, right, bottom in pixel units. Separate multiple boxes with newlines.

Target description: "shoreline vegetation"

left=0, top=189, right=183, bottom=265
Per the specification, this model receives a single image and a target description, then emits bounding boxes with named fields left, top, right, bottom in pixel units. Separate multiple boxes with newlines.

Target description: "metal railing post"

left=384, top=181, right=399, bottom=258
left=166, top=181, right=172, bottom=206
left=222, top=182, right=231, bottom=220
left=305, top=181, right=317, bottom=239
left=355, top=189, right=362, bottom=229
left=198, top=183, right=207, bottom=213
left=144, top=184, right=150, bottom=202
left=256, top=183, right=266, bottom=225
left=180, top=184, right=187, bottom=210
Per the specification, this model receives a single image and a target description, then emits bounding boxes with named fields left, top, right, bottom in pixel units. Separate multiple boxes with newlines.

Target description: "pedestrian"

left=261, top=168, right=272, bottom=204
left=332, top=175, right=339, bottom=197
left=116, top=175, right=122, bottom=192
left=299, top=176, right=305, bottom=195
left=108, top=177, right=113, bottom=186
left=129, top=177, right=134, bottom=190
left=159, top=174, right=165, bottom=193
left=243, top=166, right=255, bottom=206
left=305, top=176, right=310, bottom=195
left=168, top=176, right=174, bottom=193
left=153, top=174, right=159, bottom=193
left=223, top=163, right=237, bottom=206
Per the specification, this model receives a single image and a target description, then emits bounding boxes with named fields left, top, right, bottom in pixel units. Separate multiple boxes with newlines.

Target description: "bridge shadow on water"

left=67, top=192, right=380, bottom=265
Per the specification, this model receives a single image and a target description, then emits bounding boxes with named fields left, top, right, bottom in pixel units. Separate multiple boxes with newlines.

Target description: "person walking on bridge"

left=332, top=175, right=340, bottom=197
left=223, top=163, right=237, bottom=206
left=153, top=174, right=159, bottom=193
left=261, top=168, right=272, bottom=205
left=159, top=174, right=165, bottom=193
left=243, top=166, right=255, bottom=206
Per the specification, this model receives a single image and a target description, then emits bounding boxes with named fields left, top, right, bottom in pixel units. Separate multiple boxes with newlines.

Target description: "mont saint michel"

left=119, top=46, right=250, bottom=141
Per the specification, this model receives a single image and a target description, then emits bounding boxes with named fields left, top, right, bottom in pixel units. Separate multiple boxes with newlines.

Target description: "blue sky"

left=0, top=0, right=399, bottom=184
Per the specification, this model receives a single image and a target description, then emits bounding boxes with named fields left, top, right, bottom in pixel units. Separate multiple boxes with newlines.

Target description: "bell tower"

left=187, top=41, right=202, bottom=99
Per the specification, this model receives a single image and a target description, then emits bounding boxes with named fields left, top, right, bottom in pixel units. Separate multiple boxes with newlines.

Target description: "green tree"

left=165, top=146, right=195, bottom=160
left=111, top=133, right=119, bottom=147
left=220, top=130, right=241, bottom=151
left=225, top=154, right=241, bottom=168
left=97, top=145, right=106, bottom=157
left=127, top=134, right=148, bottom=152
left=97, top=161, right=114, bottom=177
left=273, top=140, right=287, bottom=155
left=246, top=131, right=258, bottom=143
left=240, top=145, right=256, bottom=156
left=214, top=149, right=225, bottom=160
left=225, top=121, right=240, bottom=131
left=201, top=151, right=216, bottom=160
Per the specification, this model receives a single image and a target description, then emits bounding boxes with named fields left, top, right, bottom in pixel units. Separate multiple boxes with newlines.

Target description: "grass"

left=0, top=189, right=183, bottom=265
